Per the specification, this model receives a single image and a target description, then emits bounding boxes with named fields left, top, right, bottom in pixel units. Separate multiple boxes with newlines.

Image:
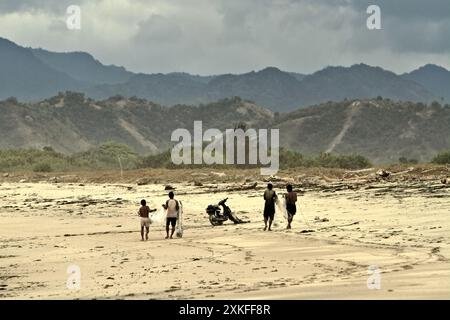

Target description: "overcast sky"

left=0, top=0, right=448, bottom=75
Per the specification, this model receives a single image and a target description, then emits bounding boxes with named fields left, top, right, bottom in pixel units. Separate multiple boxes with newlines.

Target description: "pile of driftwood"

left=255, top=167, right=450, bottom=196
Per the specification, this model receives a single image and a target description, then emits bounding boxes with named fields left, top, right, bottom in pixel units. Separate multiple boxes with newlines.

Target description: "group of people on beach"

left=263, top=183, right=298, bottom=231
left=138, top=191, right=180, bottom=241
left=137, top=184, right=298, bottom=241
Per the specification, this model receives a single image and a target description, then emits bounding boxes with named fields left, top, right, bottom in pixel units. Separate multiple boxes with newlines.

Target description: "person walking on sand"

left=285, top=184, right=297, bottom=229
left=162, top=191, right=179, bottom=239
left=138, top=199, right=156, bottom=241
left=263, top=183, right=277, bottom=231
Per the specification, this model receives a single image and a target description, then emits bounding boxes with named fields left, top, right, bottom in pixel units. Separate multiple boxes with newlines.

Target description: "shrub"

left=430, top=101, right=442, bottom=108
left=5, top=97, right=18, bottom=104
left=399, top=157, right=419, bottom=165
left=432, top=150, right=450, bottom=164
left=71, top=142, right=140, bottom=170
left=33, top=162, right=53, bottom=172
left=307, top=152, right=371, bottom=170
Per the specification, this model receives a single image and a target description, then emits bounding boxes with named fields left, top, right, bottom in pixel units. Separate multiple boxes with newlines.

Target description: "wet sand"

left=0, top=174, right=449, bottom=299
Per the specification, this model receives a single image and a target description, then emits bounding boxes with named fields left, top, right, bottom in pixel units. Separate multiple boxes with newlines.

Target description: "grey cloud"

left=384, top=18, right=450, bottom=54
left=350, top=0, right=450, bottom=21
left=345, top=0, right=450, bottom=55
left=0, top=0, right=79, bottom=14
left=0, top=0, right=448, bottom=74
left=134, top=15, right=183, bottom=44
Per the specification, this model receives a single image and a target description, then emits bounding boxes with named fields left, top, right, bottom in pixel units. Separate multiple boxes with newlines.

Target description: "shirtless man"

left=263, top=183, right=277, bottom=231
left=285, top=184, right=298, bottom=229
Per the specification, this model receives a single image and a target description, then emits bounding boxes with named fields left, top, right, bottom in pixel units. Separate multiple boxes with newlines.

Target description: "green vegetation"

left=139, top=150, right=174, bottom=169
left=399, top=157, right=419, bottom=165
left=33, top=162, right=53, bottom=173
left=0, top=142, right=138, bottom=172
left=3, top=143, right=448, bottom=172
left=279, top=150, right=371, bottom=170
left=73, top=142, right=140, bottom=170
left=0, top=148, right=68, bottom=172
left=0, top=143, right=372, bottom=172
left=139, top=148, right=371, bottom=170
left=291, top=152, right=372, bottom=170
left=432, top=150, right=450, bottom=164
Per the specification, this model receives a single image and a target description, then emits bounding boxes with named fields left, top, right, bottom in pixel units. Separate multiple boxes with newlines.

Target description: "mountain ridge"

left=1, top=37, right=449, bottom=111
left=30, top=47, right=133, bottom=85
left=1, top=92, right=449, bottom=164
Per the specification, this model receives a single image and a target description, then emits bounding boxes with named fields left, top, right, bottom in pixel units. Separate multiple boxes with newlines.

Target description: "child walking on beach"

left=138, top=199, right=156, bottom=241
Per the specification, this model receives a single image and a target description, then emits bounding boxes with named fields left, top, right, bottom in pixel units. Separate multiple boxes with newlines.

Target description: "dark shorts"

left=166, top=217, right=177, bottom=227
left=286, top=203, right=297, bottom=215
left=263, top=204, right=275, bottom=219
left=264, top=212, right=275, bottom=220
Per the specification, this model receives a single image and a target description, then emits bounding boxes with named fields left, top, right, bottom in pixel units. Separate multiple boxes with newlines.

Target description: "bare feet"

left=263, top=226, right=267, bottom=231
left=165, top=236, right=169, bottom=239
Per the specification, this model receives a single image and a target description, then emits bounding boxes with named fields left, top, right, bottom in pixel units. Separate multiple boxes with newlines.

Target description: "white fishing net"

left=149, top=207, right=167, bottom=226
left=274, top=196, right=288, bottom=227
left=175, top=201, right=184, bottom=238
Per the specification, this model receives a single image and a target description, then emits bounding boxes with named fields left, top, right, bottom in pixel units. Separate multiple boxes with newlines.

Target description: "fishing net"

left=150, top=207, right=167, bottom=226
left=175, top=201, right=184, bottom=238
left=275, top=196, right=288, bottom=221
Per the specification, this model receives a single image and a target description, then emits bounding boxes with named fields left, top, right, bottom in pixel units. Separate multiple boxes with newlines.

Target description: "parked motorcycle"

left=206, top=198, right=248, bottom=226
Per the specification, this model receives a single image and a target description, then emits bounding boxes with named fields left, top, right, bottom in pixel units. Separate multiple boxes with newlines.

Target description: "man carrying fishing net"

left=162, top=191, right=180, bottom=239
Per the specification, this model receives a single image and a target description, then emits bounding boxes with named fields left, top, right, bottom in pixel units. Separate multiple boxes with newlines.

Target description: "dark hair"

left=287, top=184, right=293, bottom=192
left=168, top=191, right=174, bottom=199
left=141, top=199, right=146, bottom=206
left=267, top=183, right=273, bottom=190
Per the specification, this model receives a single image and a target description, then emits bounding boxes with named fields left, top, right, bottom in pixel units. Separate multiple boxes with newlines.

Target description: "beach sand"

left=0, top=170, right=449, bottom=299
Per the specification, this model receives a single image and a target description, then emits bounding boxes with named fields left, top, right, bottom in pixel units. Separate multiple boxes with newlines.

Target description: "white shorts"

left=140, top=217, right=151, bottom=228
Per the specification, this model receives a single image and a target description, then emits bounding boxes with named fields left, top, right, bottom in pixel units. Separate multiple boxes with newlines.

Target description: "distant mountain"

left=1, top=93, right=449, bottom=163
left=206, top=67, right=304, bottom=110
left=288, top=72, right=306, bottom=82
left=87, top=64, right=439, bottom=111
left=89, top=72, right=209, bottom=106
left=402, top=64, right=450, bottom=102
left=296, top=64, right=435, bottom=107
left=0, top=37, right=84, bottom=101
left=275, top=98, right=450, bottom=163
left=88, top=66, right=305, bottom=110
left=31, top=48, right=134, bottom=85
left=167, top=72, right=216, bottom=84
left=0, top=37, right=446, bottom=110
left=88, top=64, right=436, bottom=111
left=0, top=93, right=271, bottom=154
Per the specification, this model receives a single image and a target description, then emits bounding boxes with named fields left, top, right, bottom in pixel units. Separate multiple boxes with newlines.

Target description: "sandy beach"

left=0, top=168, right=449, bottom=299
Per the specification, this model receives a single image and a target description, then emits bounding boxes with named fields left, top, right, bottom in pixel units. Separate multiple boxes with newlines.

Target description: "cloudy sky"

left=0, top=0, right=448, bottom=75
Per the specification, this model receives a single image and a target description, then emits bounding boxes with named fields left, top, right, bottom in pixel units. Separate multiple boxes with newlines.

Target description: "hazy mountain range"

left=1, top=37, right=449, bottom=111
left=1, top=37, right=449, bottom=163
left=1, top=92, right=449, bottom=164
